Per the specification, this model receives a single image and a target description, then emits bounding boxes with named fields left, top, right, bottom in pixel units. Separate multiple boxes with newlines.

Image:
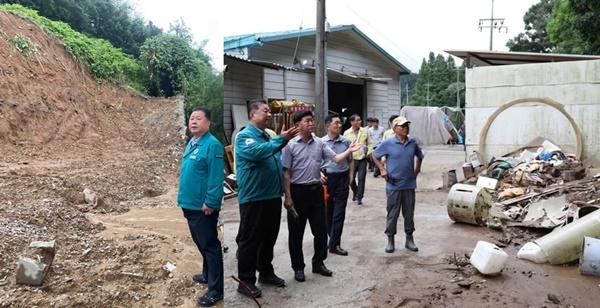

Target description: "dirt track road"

left=97, top=145, right=600, bottom=307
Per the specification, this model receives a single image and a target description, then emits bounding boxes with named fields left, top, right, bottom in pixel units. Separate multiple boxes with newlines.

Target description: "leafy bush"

left=140, top=34, right=224, bottom=141
left=9, top=33, right=37, bottom=57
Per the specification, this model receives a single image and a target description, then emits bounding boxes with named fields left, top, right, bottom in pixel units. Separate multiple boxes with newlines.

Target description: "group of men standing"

left=176, top=100, right=424, bottom=306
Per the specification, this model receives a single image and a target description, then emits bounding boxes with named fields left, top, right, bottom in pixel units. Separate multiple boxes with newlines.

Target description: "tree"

left=139, top=34, right=223, bottom=140
left=168, top=18, right=193, bottom=43
left=507, top=0, right=557, bottom=52
left=409, top=52, right=464, bottom=107
left=547, top=0, right=600, bottom=54
left=0, top=0, right=162, bottom=56
left=400, top=73, right=417, bottom=106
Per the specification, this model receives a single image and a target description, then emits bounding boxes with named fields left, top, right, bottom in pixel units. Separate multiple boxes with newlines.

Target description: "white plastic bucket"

left=469, top=240, right=508, bottom=275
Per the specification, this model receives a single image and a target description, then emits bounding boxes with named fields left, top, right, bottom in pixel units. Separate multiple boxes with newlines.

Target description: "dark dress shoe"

left=329, top=246, right=348, bottom=256
left=237, top=283, right=262, bottom=298
left=192, top=273, right=208, bottom=284
left=357, top=199, right=363, bottom=205
left=258, top=272, right=285, bottom=287
left=352, top=194, right=357, bottom=201
left=197, top=292, right=223, bottom=307
left=294, top=270, right=305, bottom=282
left=312, top=264, right=333, bottom=277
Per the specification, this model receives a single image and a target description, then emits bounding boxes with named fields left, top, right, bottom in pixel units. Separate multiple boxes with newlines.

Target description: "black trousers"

left=236, top=197, right=282, bottom=284
left=325, top=171, right=349, bottom=249
left=183, top=208, right=223, bottom=296
left=351, top=158, right=367, bottom=200
left=288, top=183, right=328, bottom=270
left=385, top=189, right=416, bottom=235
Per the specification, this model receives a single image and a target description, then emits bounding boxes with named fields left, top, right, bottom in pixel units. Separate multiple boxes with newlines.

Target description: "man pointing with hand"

left=235, top=99, right=299, bottom=299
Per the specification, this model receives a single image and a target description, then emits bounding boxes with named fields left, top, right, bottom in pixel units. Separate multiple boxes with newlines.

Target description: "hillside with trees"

left=1, top=1, right=223, bottom=140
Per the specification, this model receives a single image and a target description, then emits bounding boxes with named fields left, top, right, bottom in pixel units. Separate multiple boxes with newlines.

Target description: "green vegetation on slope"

left=1, top=3, right=146, bottom=92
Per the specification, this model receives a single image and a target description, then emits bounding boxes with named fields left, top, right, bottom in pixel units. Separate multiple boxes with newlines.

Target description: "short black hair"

left=293, top=110, right=313, bottom=124
left=191, top=106, right=211, bottom=121
left=388, top=114, right=399, bottom=124
left=372, top=117, right=379, bottom=123
left=349, top=114, right=361, bottom=122
left=247, top=99, right=268, bottom=119
left=324, top=113, right=340, bottom=126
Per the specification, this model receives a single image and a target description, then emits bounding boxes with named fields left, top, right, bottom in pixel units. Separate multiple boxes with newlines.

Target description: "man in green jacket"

left=177, top=107, right=224, bottom=307
left=235, top=99, right=298, bottom=299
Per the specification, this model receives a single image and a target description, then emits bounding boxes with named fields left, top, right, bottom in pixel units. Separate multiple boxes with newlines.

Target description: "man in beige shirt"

left=343, top=114, right=375, bottom=205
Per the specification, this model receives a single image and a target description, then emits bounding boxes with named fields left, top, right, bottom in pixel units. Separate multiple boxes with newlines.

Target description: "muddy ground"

left=2, top=11, right=599, bottom=307
left=88, top=145, right=599, bottom=307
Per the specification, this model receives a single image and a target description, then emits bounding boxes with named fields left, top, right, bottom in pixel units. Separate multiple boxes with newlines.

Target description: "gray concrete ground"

left=99, top=145, right=600, bottom=307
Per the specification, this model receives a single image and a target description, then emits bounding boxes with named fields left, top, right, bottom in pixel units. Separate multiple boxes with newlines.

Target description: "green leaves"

left=507, top=0, right=556, bottom=53
left=1, top=4, right=144, bottom=92
left=409, top=52, right=464, bottom=108
left=9, top=33, right=38, bottom=57
left=511, top=0, right=600, bottom=55
left=0, top=0, right=162, bottom=56
left=139, top=34, right=223, bottom=141
left=547, top=0, right=600, bottom=54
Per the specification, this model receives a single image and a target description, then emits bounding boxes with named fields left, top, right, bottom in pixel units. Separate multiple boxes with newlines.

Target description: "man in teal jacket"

left=235, top=99, right=298, bottom=299
left=178, top=107, right=224, bottom=307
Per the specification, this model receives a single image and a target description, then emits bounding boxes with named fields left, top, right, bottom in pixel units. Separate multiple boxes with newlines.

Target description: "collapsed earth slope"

left=1, top=10, right=191, bottom=307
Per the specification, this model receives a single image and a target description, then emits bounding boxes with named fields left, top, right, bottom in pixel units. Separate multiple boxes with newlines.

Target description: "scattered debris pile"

left=454, top=140, right=597, bottom=229
left=449, top=139, right=600, bottom=273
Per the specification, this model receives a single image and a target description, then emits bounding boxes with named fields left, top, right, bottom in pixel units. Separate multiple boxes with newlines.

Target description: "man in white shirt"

left=368, top=118, right=385, bottom=177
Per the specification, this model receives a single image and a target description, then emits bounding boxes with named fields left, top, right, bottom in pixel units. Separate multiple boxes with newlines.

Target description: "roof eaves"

left=347, top=26, right=411, bottom=74
left=224, top=34, right=263, bottom=51
left=224, top=54, right=289, bottom=70
left=224, top=24, right=410, bottom=74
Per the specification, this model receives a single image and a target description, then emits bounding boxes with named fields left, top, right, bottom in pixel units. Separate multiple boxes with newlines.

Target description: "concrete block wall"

left=465, top=59, right=600, bottom=166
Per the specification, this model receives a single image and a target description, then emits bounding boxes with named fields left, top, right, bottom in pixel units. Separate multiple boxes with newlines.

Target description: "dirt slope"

left=0, top=11, right=189, bottom=307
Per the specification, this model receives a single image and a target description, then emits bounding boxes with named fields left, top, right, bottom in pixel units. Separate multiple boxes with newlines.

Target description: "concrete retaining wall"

left=465, top=59, right=600, bottom=166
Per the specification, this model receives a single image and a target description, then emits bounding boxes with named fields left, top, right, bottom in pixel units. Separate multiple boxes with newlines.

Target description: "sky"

left=133, top=0, right=540, bottom=73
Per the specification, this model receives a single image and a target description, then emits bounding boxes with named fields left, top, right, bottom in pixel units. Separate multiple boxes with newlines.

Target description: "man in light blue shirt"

left=372, top=116, right=424, bottom=253
left=321, top=114, right=353, bottom=256
left=282, top=110, right=359, bottom=282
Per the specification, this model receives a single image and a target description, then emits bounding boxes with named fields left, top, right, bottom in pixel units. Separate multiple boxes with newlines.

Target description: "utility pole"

left=478, top=0, right=507, bottom=51
left=315, top=0, right=327, bottom=134
left=456, top=67, right=460, bottom=110
left=406, top=83, right=409, bottom=106
left=426, top=80, right=430, bottom=106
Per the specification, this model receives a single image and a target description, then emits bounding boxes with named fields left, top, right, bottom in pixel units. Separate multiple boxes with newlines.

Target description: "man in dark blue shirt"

left=372, top=116, right=424, bottom=253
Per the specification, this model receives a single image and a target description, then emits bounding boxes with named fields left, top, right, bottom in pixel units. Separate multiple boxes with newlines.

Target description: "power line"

left=334, top=0, right=421, bottom=70
left=292, top=0, right=310, bottom=66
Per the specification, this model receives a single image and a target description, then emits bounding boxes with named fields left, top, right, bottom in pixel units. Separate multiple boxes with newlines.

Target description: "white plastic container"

left=580, top=236, right=600, bottom=276
left=469, top=241, right=509, bottom=275
left=447, top=184, right=492, bottom=225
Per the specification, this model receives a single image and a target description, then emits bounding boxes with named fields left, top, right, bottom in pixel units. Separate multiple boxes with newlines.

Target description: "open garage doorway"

left=328, top=81, right=365, bottom=132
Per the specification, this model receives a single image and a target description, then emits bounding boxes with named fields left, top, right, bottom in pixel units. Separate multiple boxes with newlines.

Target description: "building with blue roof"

left=224, top=24, right=410, bottom=140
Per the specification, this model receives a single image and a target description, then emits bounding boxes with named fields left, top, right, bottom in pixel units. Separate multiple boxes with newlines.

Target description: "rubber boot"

left=405, top=234, right=418, bottom=252
left=385, top=235, right=395, bottom=253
